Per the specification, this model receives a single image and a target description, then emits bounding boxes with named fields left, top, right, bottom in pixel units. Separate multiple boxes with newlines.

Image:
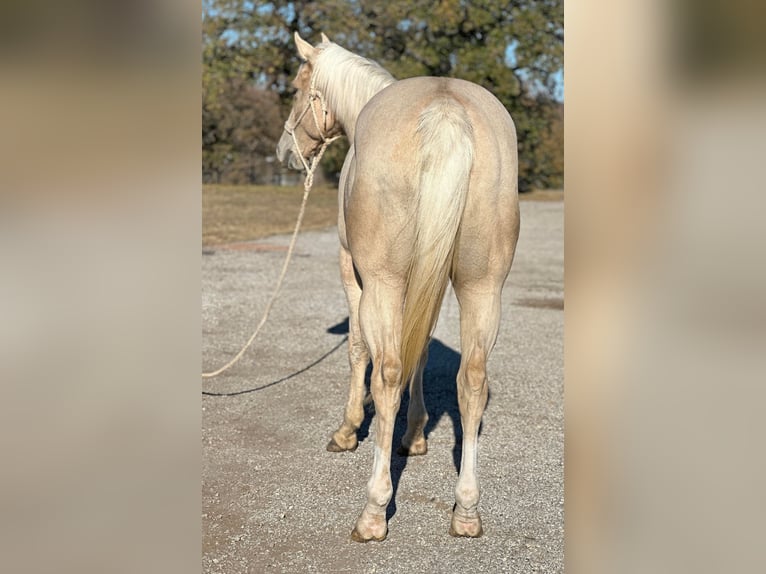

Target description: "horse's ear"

left=294, top=32, right=317, bottom=63
left=320, top=32, right=331, bottom=44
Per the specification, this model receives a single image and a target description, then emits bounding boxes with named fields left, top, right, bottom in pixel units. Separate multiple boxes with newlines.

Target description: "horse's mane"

left=314, top=43, right=396, bottom=124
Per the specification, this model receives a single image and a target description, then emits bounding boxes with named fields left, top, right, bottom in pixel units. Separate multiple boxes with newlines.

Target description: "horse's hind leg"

left=449, top=282, right=503, bottom=538
left=350, top=280, right=405, bottom=542
left=398, top=349, right=429, bottom=456
left=327, top=247, right=369, bottom=452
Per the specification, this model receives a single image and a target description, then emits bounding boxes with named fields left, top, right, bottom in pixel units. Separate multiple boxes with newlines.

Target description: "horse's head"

left=276, top=32, right=342, bottom=172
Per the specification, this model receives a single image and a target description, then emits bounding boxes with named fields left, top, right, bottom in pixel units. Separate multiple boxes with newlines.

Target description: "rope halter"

left=282, top=73, right=342, bottom=190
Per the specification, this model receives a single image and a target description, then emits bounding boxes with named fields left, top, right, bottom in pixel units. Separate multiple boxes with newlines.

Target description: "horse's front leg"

left=327, top=247, right=369, bottom=452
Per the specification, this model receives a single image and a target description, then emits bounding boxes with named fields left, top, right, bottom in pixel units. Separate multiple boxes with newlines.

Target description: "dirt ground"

left=202, top=199, right=563, bottom=573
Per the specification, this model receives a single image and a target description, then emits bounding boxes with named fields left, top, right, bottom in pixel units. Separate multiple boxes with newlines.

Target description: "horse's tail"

left=400, top=97, right=474, bottom=385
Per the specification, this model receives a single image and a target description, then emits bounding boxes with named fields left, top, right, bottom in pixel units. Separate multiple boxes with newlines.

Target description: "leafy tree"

left=203, top=77, right=283, bottom=184
left=522, top=96, right=564, bottom=190
left=202, top=0, right=563, bottom=190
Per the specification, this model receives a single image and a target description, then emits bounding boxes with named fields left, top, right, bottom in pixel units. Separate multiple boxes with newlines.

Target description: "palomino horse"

left=277, top=32, right=520, bottom=542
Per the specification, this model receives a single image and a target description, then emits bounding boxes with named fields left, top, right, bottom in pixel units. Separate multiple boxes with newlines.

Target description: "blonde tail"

left=400, top=98, right=474, bottom=385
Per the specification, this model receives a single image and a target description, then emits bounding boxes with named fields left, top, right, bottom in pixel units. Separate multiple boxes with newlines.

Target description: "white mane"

left=314, top=43, right=396, bottom=137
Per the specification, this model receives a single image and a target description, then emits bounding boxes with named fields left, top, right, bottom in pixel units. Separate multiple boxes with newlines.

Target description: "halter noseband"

left=282, top=74, right=341, bottom=174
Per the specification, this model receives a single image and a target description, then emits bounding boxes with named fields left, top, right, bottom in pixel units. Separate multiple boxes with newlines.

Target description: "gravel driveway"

left=202, top=199, right=563, bottom=573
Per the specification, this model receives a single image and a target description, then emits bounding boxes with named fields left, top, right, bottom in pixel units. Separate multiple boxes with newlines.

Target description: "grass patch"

left=203, top=184, right=562, bottom=246
left=520, top=189, right=563, bottom=201
left=203, top=184, right=338, bottom=246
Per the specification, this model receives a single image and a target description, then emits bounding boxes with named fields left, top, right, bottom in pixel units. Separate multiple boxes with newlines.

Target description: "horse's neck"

left=327, top=81, right=384, bottom=141
left=317, top=49, right=395, bottom=141
left=334, top=97, right=368, bottom=142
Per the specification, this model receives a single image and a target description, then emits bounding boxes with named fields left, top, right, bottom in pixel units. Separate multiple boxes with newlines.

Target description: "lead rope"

left=202, top=80, right=341, bottom=379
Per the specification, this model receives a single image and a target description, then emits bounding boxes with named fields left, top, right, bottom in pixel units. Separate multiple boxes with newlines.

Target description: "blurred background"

left=567, top=1, right=766, bottom=573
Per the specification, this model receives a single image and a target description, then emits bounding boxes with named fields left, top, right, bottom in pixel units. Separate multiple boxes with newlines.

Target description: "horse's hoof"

left=326, top=436, right=357, bottom=452
left=350, top=516, right=387, bottom=543
left=350, top=526, right=387, bottom=543
left=449, top=513, right=484, bottom=538
left=396, top=440, right=428, bottom=457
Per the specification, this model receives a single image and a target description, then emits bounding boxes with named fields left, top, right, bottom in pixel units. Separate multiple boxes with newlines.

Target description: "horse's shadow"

left=326, top=317, right=489, bottom=521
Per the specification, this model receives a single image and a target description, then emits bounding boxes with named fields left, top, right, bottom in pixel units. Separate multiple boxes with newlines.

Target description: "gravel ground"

left=202, top=200, right=563, bottom=573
